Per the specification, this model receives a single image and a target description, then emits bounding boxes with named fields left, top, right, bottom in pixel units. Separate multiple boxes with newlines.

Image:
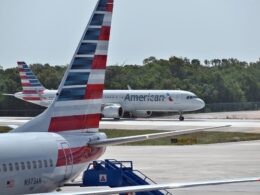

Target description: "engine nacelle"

left=102, top=105, right=124, bottom=119
left=132, top=111, right=152, bottom=118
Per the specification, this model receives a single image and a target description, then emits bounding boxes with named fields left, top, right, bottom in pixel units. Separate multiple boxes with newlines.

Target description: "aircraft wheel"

left=179, top=116, right=184, bottom=121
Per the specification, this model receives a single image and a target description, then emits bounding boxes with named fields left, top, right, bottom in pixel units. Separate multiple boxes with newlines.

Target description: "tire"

left=179, top=116, right=184, bottom=121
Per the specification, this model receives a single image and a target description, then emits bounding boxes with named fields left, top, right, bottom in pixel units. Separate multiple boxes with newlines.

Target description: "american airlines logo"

left=166, top=93, right=173, bottom=102
left=124, top=94, right=172, bottom=102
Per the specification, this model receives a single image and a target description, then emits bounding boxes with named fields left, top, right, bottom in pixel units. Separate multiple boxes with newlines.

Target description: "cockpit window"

left=186, top=96, right=198, bottom=100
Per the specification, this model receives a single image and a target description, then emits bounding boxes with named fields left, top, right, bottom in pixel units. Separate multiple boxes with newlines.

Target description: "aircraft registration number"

left=24, top=177, right=42, bottom=185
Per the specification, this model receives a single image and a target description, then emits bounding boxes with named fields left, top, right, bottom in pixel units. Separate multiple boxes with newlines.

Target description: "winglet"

left=2, top=93, right=15, bottom=96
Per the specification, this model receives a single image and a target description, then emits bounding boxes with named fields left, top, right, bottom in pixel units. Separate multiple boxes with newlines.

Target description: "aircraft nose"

left=197, top=98, right=205, bottom=109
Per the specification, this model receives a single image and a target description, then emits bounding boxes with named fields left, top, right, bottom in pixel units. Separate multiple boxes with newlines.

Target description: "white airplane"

left=14, top=62, right=205, bottom=121
left=1, top=1, right=258, bottom=195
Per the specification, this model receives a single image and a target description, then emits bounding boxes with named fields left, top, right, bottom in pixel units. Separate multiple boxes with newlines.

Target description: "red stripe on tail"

left=22, top=83, right=32, bottom=87
left=20, top=76, right=28, bottom=79
left=99, top=26, right=110, bottom=41
left=48, top=114, right=100, bottom=132
left=22, top=90, right=43, bottom=94
left=92, top=55, right=107, bottom=69
left=84, top=84, right=104, bottom=99
left=106, top=2, right=113, bottom=12
left=23, top=97, right=41, bottom=101
left=18, top=68, right=26, bottom=72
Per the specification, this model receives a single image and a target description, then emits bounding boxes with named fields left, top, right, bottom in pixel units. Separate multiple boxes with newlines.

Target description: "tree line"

left=1, top=56, right=260, bottom=105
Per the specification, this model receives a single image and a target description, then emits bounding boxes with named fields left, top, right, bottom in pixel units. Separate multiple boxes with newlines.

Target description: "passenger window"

left=21, top=162, right=25, bottom=170
left=44, top=160, right=48, bottom=168
left=3, top=164, right=7, bottom=172
left=33, top=161, right=37, bottom=169
left=49, top=159, right=53, bottom=167
left=9, top=163, right=13, bottom=171
left=15, top=162, right=19, bottom=171
left=38, top=160, right=42, bottom=168
left=27, top=161, right=31, bottom=169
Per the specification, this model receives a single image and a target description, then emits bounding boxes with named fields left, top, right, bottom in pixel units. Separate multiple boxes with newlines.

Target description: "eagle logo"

left=166, top=93, right=173, bottom=102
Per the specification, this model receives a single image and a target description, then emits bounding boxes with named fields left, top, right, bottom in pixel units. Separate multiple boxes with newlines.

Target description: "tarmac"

left=1, top=116, right=260, bottom=133
left=0, top=113, right=260, bottom=194
left=100, top=118, right=260, bottom=133
left=62, top=141, right=260, bottom=195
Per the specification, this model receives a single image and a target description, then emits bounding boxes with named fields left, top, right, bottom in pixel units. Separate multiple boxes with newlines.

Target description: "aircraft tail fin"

left=127, top=85, right=132, bottom=90
left=12, top=0, right=114, bottom=133
left=17, top=61, right=46, bottom=101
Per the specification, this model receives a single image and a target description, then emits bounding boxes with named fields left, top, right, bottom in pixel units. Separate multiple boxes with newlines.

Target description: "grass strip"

left=100, top=129, right=260, bottom=145
left=0, top=126, right=12, bottom=133
left=1, top=127, right=260, bottom=145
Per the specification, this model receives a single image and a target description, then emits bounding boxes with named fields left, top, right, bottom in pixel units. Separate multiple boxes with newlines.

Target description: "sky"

left=0, top=0, right=260, bottom=69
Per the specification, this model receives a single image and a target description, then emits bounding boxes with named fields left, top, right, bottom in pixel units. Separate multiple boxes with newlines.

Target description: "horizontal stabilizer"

left=7, top=125, right=19, bottom=129
left=2, top=93, right=14, bottom=96
left=89, top=125, right=231, bottom=147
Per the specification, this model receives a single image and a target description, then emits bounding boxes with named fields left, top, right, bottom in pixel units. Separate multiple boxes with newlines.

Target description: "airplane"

left=14, top=63, right=205, bottom=121
left=0, top=1, right=258, bottom=195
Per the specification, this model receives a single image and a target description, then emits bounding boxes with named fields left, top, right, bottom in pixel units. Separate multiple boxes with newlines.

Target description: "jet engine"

left=102, top=104, right=124, bottom=119
left=131, top=111, right=152, bottom=118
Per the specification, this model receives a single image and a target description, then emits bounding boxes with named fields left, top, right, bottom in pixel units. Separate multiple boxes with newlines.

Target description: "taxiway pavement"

left=100, top=118, right=260, bottom=133
left=1, top=117, right=260, bottom=133
left=0, top=116, right=259, bottom=194
left=62, top=140, right=260, bottom=195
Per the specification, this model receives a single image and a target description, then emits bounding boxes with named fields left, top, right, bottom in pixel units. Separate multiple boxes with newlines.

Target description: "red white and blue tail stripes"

left=48, top=0, right=114, bottom=133
left=17, top=61, right=45, bottom=101
left=12, top=0, right=114, bottom=134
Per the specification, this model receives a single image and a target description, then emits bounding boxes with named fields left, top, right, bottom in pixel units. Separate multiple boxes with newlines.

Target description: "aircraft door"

left=60, top=142, right=73, bottom=180
left=173, top=93, right=182, bottom=110
left=175, top=93, right=181, bottom=103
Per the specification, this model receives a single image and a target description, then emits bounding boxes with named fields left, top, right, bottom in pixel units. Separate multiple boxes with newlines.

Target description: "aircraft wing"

left=0, top=117, right=30, bottom=128
left=89, top=125, right=230, bottom=147
left=1, top=93, right=14, bottom=96
left=33, top=177, right=260, bottom=195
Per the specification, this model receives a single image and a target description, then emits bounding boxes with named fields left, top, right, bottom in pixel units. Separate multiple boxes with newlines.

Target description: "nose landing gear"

left=179, top=112, right=184, bottom=121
